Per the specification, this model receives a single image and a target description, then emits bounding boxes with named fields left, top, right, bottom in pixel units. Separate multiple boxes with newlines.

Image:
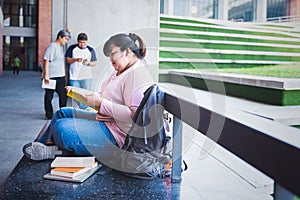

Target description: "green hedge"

left=160, top=17, right=218, bottom=26
left=160, top=23, right=298, bottom=38
left=160, top=40, right=300, bottom=52
left=161, top=17, right=300, bottom=34
left=160, top=51, right=300, bottom=61
left=160, top=32, right=300, bottom=46
left=159, top=16, right=300, bottom=70
left=159, top=62, right=265, bottom=69
left=159, top=73, right=300, bottom=106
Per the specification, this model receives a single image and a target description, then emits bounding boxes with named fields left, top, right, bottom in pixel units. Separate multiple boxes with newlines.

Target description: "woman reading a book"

left=23, top=33, right=154, bottom=163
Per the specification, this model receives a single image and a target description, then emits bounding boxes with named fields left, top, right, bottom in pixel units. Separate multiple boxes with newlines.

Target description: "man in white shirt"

left=66, top=32, right=97, bottom=109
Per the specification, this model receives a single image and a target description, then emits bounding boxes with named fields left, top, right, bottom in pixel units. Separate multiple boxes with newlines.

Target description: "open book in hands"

left=66, top=87, right=99, bottom=111
left=67, top=87, right=115, bottom=122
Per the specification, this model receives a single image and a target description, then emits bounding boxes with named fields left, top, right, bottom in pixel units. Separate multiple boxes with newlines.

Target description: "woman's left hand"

left=82, top=93, right=102, bottom=109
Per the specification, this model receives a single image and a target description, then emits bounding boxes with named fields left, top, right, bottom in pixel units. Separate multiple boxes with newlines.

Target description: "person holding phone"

left=66, top=32, right=97, bottom=109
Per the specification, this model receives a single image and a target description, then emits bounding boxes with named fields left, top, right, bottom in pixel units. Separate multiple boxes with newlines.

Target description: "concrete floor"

left=0, top=71, right=57, bottom=185
left=1, top=70, right=298, bottom=199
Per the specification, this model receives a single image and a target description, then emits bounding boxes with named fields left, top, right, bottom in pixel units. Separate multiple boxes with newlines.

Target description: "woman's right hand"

left=65, top=86, right=73, bottom=93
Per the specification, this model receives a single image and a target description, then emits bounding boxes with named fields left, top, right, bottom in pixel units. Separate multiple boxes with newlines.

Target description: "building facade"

left=0, top=0, right=299, bottom=74
left=160, top=0, right=300, bottom=22
left=0, top=0, right=160, bottom=79
left=1, top=0, right=37, bottom=73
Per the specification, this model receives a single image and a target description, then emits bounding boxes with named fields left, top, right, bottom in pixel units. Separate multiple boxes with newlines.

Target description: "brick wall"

left=38, top=0, right=52, bottom=64
left=290, top=0, right=300, bottom=17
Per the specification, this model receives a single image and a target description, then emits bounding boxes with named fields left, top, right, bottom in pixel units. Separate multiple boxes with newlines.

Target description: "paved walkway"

left=0, top=71, right=58, bottom=185
left=1, top=70, right=299, bottom=199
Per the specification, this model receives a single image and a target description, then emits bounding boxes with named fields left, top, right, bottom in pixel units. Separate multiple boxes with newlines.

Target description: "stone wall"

left=66, top=0, right=160, bottom=88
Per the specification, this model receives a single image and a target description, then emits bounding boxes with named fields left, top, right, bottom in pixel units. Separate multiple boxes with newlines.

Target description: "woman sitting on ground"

left=23, top=33, right=154, bottom=166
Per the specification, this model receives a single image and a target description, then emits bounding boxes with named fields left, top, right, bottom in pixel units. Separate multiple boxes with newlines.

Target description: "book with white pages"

left=50, top=162, right=98, bottom=178
left=44, top=163, right=102, bottom=183
left=42, top=79, right=56, bottom=90
left=51, top=156, right=96, bottom=168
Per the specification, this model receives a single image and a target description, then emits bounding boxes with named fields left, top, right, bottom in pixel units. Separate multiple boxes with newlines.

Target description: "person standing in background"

left=43, top=29, right=71, bottom=120
left=65, top=32, right=97, bottom=109
left=13, top=56, right=21, bottom=75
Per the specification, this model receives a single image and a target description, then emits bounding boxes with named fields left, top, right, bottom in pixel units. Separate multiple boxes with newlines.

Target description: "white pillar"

left=19, top=7, right=24, bottom=44
left=168, top=0, right=174, bottom=15
left=256, top=0, right=267, bottom=22
left=52, top=0, right=66, bottom=41
left=218, top=0, right=228, bottom=20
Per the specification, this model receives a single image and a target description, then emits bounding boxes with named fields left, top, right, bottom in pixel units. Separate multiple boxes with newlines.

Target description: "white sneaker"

left=23, top=142, right=62, bottom=161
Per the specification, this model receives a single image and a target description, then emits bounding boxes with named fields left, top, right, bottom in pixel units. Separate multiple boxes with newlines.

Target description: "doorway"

left=3, top=36, right=37, bottom=71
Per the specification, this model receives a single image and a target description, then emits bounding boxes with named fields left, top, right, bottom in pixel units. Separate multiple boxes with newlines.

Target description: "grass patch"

left=160, top=32, right=300, bottom=46
left=159, top=62, right=257, bottom=69
left=159, top=51, right=300, bottom=61
left=160, top=23, right=298, bottom=38
left=206, top=63, right=300, bottom=78
left=160, top=16, right=218, bottom=26
left=292, top=125, right=300, bottom=129
left=160, top=40, right=300, bottom=53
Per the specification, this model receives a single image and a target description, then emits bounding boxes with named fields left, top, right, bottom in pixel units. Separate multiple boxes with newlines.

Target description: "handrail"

left=164, top=92, right=300, bottom=197
left=267, top=15, right=300, bottom=23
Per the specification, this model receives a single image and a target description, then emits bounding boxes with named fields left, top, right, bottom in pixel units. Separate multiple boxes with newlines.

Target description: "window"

left=267, top=0, right=289, bottom=18
left=228, top=0, right=253, bottom=22
left=3, top=0, right=38, bottom=71
left=3, top=0, right=37, bottom=28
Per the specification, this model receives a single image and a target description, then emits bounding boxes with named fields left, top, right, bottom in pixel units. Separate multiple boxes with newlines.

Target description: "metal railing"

left=267, top=15, right=300, bottom=23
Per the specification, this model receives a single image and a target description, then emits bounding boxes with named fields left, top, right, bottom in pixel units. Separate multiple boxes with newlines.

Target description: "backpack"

left=119, top=84, right=172, bottom=179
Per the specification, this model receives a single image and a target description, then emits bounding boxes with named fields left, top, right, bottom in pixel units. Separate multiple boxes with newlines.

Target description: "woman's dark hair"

left=77, top=33, right=88, bottom=41
left=56, top=29, right=71, bottom=40
left=103, top=33, right=146, bottom=59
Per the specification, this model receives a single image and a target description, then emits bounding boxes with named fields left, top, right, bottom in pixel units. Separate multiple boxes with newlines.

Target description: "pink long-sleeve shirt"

left=98, top=59, right=154, bottom=147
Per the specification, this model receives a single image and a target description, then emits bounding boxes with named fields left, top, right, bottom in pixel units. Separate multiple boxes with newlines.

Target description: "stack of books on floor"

left=44, top=156, right=102, bottom=182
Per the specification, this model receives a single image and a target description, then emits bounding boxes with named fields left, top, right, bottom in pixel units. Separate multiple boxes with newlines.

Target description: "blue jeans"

left=69, top=79, right=92, bottom=109
left=38, top=107, right=117, bottom=158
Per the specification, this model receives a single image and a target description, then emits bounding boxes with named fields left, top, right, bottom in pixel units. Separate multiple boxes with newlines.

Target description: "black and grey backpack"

left=119, top=84, right=172, bottom=179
